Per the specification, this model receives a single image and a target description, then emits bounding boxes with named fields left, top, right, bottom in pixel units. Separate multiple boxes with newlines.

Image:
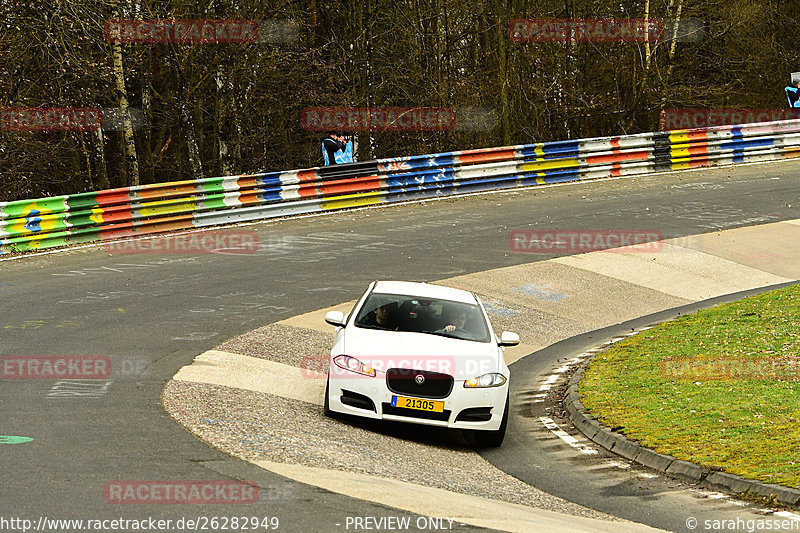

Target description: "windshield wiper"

left=419, top=330, right=456, bottom=339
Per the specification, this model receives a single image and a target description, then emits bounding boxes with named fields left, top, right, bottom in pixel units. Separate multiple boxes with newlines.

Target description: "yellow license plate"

left=391, top=395, right=444, bottom=413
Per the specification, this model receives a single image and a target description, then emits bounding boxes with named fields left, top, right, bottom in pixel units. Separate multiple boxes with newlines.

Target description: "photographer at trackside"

left=785, top=80, right=800, bottom=108
left=321, top=133, right=354, bottom=165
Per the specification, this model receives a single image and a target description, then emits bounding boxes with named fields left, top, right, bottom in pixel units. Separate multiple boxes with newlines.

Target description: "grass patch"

left=580, top=283, right=800, bottom=488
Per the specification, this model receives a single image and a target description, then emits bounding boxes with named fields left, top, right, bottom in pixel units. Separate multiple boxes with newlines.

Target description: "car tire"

left=469, top=394, right=509, bottom=448
left=323, top=375, right=339, bottom=419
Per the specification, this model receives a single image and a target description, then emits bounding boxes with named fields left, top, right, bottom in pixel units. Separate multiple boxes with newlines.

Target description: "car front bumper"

left=327, top=365, right=508, bottom=431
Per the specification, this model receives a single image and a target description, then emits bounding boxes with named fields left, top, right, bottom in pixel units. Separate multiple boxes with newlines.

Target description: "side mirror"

left=498, top=331, right=520, bottom=347
left=324, top=311, right=346, bottom=327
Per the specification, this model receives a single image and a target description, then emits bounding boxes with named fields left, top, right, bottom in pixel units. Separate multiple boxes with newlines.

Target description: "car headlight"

left=464, top=373, right=507, bottom=388
left=333, top=355, right=376, bottom=377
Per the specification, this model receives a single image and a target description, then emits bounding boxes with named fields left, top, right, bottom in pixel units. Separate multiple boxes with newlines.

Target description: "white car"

left=323, top=281, right=519, bottom=447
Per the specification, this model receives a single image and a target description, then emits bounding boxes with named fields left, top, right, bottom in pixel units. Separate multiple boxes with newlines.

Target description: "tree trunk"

left=110, top=1, right=139, bottom=187
left=493, top=0, right=511, bottom=145
left=79, top=132, right=93, bottom=191
left=667, top=0, right=685, bottom=76
left=361, top=0, right=375, bottom=159
left=181, top=94, right=204, bottom=179
left=308, top=0, right=318, bottom=46
left=216, top=66, right=233, bottom=176
left=92, top=127, right=110, bottom=190
left=644, top=0, right=652, bottom=70
left=141, top=53, right=153, bottom=184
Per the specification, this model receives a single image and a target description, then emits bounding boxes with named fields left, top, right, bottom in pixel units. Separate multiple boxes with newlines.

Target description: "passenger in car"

left=361, top=302, right=399, bottom=330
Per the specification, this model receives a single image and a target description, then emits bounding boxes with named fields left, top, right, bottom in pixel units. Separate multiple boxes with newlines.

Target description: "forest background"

left=2, top=0, right=799, bottom=201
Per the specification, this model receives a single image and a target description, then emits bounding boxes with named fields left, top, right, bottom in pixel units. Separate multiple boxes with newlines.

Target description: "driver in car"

left=439, top=308, right=469, bottom=335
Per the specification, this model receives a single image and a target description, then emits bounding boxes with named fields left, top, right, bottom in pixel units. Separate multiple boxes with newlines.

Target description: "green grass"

left=580, top=283, right=800, bottom=488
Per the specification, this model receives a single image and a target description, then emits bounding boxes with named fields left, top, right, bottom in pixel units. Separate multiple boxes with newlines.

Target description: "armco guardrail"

left=2, top=118, right=800, bottom=254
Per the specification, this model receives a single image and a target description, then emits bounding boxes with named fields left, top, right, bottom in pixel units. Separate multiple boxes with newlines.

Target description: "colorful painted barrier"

left=3, top=118, right=800, bottom=254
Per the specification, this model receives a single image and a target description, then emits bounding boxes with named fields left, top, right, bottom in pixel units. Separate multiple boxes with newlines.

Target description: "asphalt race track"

left=2, top=160, right=799, bottom=532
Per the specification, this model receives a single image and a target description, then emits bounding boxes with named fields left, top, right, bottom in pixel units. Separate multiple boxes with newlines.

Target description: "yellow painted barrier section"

left=669, top=133, right=692, bottom=144
left=89, top=208, right=104, bottom=225
left=321, top=191, right=383, bottom=210
left=135, top=197, right=198, bottom=217
left=520, top=158, right=579, bottom=172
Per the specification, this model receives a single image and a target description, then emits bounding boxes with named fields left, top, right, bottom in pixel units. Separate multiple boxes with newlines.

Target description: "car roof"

left=371, top=281, right=478, bottom=304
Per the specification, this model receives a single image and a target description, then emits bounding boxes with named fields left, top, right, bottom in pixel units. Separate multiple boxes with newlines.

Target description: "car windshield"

left=353, top=292, right=491, bottom=342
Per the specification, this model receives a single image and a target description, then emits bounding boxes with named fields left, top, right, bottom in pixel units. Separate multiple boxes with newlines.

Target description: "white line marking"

left=539, top=416, right=598, bottom=455
left=47, top=380, right=111, bottom=398
left=538, top=374, right=561, bottom=391
left=775, top=511, right=800, bottom=521
left=531, top=392, right=548, bottom=404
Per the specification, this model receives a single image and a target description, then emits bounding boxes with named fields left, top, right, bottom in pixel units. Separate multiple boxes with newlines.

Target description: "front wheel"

left=468, top=394, right=509, bottom=448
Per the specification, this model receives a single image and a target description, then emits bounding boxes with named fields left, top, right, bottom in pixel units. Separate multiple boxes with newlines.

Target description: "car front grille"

left=385, top=368, right=454, bottom=399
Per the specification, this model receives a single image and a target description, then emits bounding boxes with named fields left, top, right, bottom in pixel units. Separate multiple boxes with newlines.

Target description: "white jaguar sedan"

left=323, top=280, right=519, bottom=447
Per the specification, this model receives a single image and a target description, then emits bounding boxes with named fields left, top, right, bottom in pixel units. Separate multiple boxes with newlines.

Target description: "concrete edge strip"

left=172, top=349, right=324, bottom=404
left=170, top=353, right=663, bottom=531
left=564, top=337, right=800, bottom=511
left=249, top=460, right=664, bottom=533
